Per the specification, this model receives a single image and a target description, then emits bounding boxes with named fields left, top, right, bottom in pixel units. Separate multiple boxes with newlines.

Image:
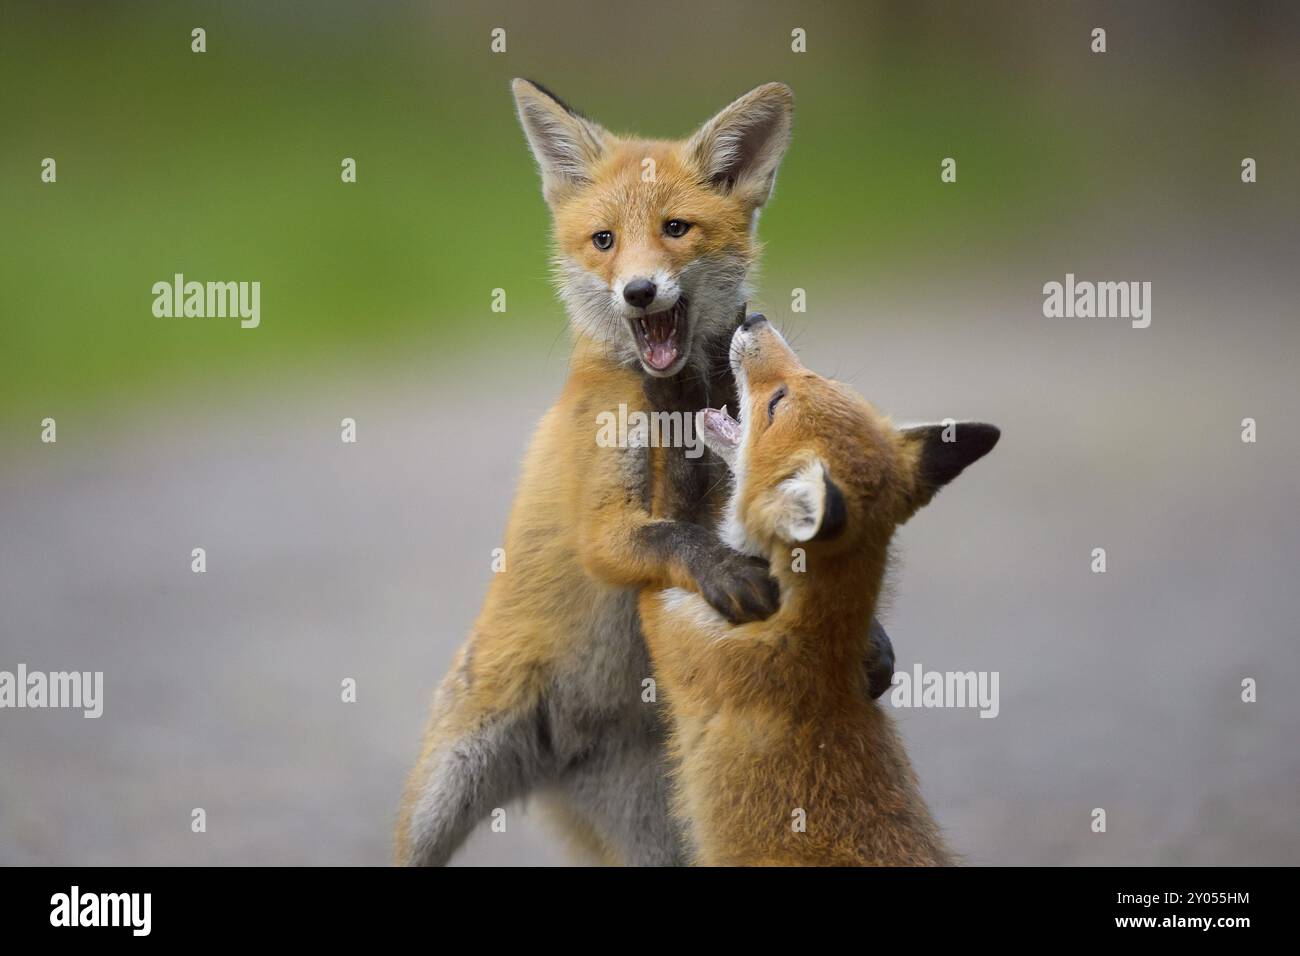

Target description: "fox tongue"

left=642, top=312, right=677, bottom=370
left=700, top=405, right=742, bottom=448
left=646, top=340, right=677, bottom=370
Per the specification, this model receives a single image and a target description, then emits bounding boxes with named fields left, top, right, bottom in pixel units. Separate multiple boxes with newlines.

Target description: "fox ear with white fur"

left=511, top=78, right=609, bottom=205
left=685, top=82, right=794, bottom=215
left=766, top=458, right=846, bottom=543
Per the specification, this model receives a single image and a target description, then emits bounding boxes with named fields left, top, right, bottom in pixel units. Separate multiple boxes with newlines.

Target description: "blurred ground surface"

left=2, top=248, right=1298, bottom=865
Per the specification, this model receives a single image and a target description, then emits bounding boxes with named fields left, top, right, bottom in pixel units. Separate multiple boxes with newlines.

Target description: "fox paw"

left=864, top=618, right=896, bottom=699
left=696, top=552, right=781, bottom=624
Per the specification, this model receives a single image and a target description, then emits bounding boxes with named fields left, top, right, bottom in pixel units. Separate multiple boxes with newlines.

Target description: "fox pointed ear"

left=901, top=422, right=1000, bottom=513
left=685, top=82, right=794, bottom=214
left=769, top=458, right=846, bottom=543
left=511, top=78, right=608, bottom=204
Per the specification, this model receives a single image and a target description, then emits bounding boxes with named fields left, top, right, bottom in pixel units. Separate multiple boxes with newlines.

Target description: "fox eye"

left=767, top=385, right=787, bottom=422
left=664, top=219, right=691, bottom=238
left=592, top=231, right=614, bottom=251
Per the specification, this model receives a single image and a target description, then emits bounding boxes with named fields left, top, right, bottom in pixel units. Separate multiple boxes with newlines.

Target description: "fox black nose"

left=741, top=313, right=767, bottom=331
left=623, top=278, right=657, bottom=309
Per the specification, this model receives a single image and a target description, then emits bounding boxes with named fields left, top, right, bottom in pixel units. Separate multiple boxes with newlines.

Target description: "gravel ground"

left=3, top=257, right=1297, bottom=865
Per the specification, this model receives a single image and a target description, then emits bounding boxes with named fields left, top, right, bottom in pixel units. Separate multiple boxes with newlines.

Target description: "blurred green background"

left=4, top=0, right=1293, bottom=431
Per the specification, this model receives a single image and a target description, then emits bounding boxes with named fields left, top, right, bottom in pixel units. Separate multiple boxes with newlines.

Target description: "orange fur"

left=396, top=81, right=796, bottom=865
left=640, top=321, right=998, bottom=866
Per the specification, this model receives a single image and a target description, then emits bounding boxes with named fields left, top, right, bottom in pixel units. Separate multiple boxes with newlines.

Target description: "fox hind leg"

left=397, top=693, right=553, bottom=867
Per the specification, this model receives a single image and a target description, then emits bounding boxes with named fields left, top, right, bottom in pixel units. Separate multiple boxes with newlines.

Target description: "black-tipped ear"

left=510, top=78, right=608, bottom=204
left=812, top=471, right=847, bottom=541
left=684, top=83, right=794, bottom=211
left=903, top=422, right=1000, bottom=510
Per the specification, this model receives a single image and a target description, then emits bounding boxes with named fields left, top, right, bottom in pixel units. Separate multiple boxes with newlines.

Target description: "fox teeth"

left=720, top=405, right=728, bottom=418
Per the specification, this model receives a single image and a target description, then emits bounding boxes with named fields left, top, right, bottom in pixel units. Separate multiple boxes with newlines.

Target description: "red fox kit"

left=640, top=315, right=999, bottom=866
left=396, top=81, right=892, bottom=866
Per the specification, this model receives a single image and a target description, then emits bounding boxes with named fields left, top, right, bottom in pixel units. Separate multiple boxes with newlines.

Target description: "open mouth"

left=630, top=298, right=687, bottom=374
left=698, top=403, right=742, bottom=467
